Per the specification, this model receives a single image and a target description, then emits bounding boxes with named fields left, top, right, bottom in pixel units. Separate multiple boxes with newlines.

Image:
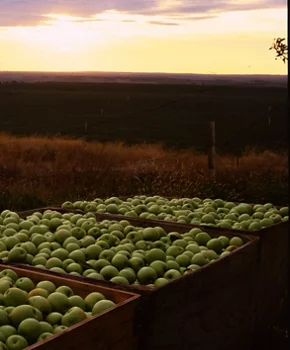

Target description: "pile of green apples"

left=62, top=196, right=289, bottom=231
left=0, top=268, right=116, bottom=350
left=0, top=210, right=244, bottom=287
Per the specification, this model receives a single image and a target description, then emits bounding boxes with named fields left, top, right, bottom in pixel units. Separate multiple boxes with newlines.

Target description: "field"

left=0, top=82, right=288, bottom=153
left=0, top=81, right=288, bottom=211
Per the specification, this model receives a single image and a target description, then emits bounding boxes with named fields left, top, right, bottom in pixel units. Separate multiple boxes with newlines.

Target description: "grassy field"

left=0, top=133, right=288, bottom=211
left=0, top=82, right=288, bottom=154
left=0, top=81, right=288, bottom=210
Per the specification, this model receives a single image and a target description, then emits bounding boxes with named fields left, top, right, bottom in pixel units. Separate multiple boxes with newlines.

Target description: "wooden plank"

left=0, top=265, right=141, bottom=350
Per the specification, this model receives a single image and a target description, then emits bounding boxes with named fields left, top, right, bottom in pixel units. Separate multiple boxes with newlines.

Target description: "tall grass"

left=0, top=133, right=288, bottom=211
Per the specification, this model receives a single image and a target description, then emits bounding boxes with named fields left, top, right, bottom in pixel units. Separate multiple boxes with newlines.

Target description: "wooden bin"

left=16, top=208, right=260, bottom=350
left=90, top=211, right=289, bottom=340
left=0, top=264, right=141, bottom=350
left=88, top=211, right=289, bottom=338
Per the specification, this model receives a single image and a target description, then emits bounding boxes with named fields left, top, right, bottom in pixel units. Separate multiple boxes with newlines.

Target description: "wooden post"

left=208, top=121, right=216, bottom=180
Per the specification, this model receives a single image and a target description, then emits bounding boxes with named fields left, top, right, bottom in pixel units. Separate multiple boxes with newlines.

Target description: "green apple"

left=0, top=325, right=17, bottom=341
left=4, top=288, right=28, bottom=307
left=39, top=321, right=54, bottom=334
left=86, top=272, right=105, bottom=281
left=91, top=300, right=115, bottom=316
left=129, top=257, right=145, bottom=272
left=6, top=335, right=28, bottom=350
left=29, top=296, right=52, bottom=314
left=46, top=312, right=62, bottom=325
left=68, top=296, right=86, bottom=311
left=110, top=276, right=129, bottom=285
left=202, top=250, right=218, bottom=260
left=66, top=263, right=83, bottom=274
left=85, top=245, right=102, bottom=260
left=18, top=318, right=41, bottom=342
left=166, top=260, right=180, bottom=270
left=201, top=214, right=216, bottom=224
left=38, top=332, right=53, bottom=341
left=111, top=254, right=129, bottom=270
left=137, top=267, right=157, bottom=284
left=149, top=261, right=167, bottom=277
left=54, top=230, right=71, bottom=245
left=194, top=232, right=211, bottom=246
left=175, top=254, right=191, bottom=267
left=53, top=325, right=68, bottom=334
left=100, top=266, right=119, bottom=280
left=279, top=207, right=289, bottom=217
left=142, top=228, right=160, bottom=241
left=260, top=218, right=274, bottom=227
left=14, top=278, right=35, bottom=293
left=55, top=286, right=74, bottom=298
left=51, top=248, right=69, bottom=261
left=28, top=288, right=49, bottom=298
left=166, top=245, right=184, bottom=257
left=32, top=256, right=47, bottom=266
left=61, top=201, right=74, bottom=210
left=206, top=238, right=224, bottom=254
left=154, top=278, right=168, bottom=287
left=9, top=305, right=39, bottom=326
left=63, top=237, right=79, bottom=248
left=94, top=259, right=111, bottom=272
left=84, top=293, right=105, bottom=311
left=236, top=204, right=253, bottom=215
left=4, top=307, right=14, bottom=316
left=217, top=236, right=230, bottom=248
left=164, top=269, right=182, bottom=280
left=79, top=236, right=96, bottom=248
left=0, top=280, right=12, bottom=295
left=117, top=269, right=135, bottom=284
left=4, top=237, right=20, bottom=251
left=191, top=253, right=209, bottom=266
left=187, top=264, right=200, bottom=270
left=31, top=234, right=47, bottom=247
left=252, top=212, right=264, bottom=220
left=248, top=221, right=262, bottom=231
left=61, top=306, right=87, bottom=327
left=68, top=250, right=86, bottom=264
left=0, top=309, right=9, bottom=326
left=47, top=293, right=69, bottom=313
left=46, top=257, right=63, bottom=269
left=115, top=249, right=131, bottom=259
left=220, top=251, right=231, bottom=258
left=185, top=244, right=200, bottom=254
left=145, top=249, right=166, bottom=264
left=63, top=258, right=75, bottom=270
left=229, top=237, right=244, bottom=247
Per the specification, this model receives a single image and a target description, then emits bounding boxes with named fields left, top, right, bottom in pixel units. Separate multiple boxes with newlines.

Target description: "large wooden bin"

left=0, top=264, right=141, bottom=350
left=15, top=208, right=260, bottom=350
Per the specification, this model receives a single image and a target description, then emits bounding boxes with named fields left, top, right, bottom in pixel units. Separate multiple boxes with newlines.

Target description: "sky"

left=0, top=0, right=288, bottom=74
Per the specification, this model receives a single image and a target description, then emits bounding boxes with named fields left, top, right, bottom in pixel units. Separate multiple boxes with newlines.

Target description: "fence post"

left=208, top=121, right=216, bottom=180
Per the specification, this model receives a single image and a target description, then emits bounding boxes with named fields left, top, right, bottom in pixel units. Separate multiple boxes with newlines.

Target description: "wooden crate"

left=15, top=208, right=260, bottom=350
left=0, top=264, right=141, bottom=350
left=89, top=212, right=289, bottom=340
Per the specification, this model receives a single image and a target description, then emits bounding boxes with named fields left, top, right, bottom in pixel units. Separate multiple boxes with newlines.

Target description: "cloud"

left=147, top=20, right=179, bottom=26
left=0, top=0, right=287, bottom=27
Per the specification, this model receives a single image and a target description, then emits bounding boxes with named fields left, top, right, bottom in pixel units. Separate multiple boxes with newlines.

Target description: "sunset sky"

left=0, top=0, right=287, bottom=74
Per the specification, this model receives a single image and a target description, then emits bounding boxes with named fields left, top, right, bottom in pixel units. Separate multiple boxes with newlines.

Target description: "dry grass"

left=0, top=133, right=288, bottom=210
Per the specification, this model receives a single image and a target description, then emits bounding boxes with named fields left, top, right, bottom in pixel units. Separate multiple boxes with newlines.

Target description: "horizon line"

left=0, top=70, right=288, bottom=77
